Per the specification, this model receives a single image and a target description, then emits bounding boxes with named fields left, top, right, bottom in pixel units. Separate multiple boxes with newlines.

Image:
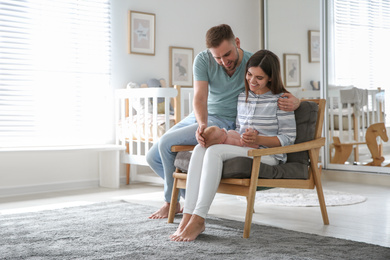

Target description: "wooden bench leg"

left=168, top=177, right=180, bottom=223
left=310, top=148, right=329, bottom=225
left=246, top=197, right=255, bottom=213
left=243, top=157, right=261, bottom=238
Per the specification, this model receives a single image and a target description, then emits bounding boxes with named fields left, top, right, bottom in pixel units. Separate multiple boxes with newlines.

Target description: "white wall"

left=0, top=0, right=261, bottom=196
left=0, top=150, right=100, bottom=197
left=111, top=0, right=261, bottom=89
left=266, top=0, right=321, bottom=92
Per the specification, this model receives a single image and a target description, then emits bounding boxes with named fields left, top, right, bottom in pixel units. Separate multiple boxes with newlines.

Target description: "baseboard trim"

left=323, top=169, right=390, bottom=187
left=2, top=171, right=387, bottom=198
left=119, top=175, right=164, bottom=186
left=0, top=180, right=100, bottom=198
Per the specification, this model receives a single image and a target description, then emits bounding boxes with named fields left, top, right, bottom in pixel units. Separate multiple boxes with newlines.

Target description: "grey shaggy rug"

left=0, top=201, right=389, bottom=260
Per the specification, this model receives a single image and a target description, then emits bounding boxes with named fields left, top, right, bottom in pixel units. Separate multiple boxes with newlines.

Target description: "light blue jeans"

left=146, top=112, right=235, bottom=203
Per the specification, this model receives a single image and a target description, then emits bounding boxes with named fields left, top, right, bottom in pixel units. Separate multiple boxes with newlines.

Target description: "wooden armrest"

left=171, top=145, right=196, bottom=152
left=173, top=172, right=188, bottom=179
left=332, top=141, right=366, bottom=146
left=171, top=138, right=325, bottom=157
left=248, top=138, right=325, bottom=157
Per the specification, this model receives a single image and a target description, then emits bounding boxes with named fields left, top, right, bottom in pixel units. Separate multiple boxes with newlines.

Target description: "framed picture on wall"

left=308, top=30, right=320, bottom=63
left=283, top=53, right=301, bottom=87
left=169, top=46, right=194, bottom=87
left=128, top=11, right=155, bottom=55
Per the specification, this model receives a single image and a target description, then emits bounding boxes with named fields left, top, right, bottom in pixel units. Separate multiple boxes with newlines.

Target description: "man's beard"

left=223, top=48, right=239, bottom=72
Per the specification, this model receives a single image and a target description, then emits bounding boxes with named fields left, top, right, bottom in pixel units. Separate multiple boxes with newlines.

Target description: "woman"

left=170, top=50, right=296, bottom=242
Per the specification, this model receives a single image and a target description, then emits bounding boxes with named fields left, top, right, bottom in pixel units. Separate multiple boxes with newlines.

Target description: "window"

left=329, top=0, right=390, bottom=122
left=0, top=0, right=111, bottom=147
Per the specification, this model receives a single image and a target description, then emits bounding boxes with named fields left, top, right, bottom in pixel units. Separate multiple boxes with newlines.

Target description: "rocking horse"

left=331, top=122, right=389, bottom=166
left=364, top=122, right=389, bottom=166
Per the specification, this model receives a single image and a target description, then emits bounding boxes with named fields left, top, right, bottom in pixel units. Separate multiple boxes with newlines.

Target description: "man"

left=146, top=24, right=299, bottom=219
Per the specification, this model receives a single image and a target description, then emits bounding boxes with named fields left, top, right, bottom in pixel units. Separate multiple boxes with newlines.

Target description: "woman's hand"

left=241, top=128, right=258, bottom=146
left=196, top=124, right=207, bottom=147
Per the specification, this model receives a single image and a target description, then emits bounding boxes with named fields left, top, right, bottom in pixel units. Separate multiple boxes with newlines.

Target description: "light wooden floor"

left=1, top=171, right=389, bottom=248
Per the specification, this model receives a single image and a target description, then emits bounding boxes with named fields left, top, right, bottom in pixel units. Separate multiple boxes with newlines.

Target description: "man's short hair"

left=206, top=24, right=235, bottom=48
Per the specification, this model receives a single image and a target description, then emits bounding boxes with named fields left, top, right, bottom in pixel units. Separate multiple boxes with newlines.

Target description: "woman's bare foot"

left=170, top=213, right=192, bottom=238
left=149, top=202, right=182, bottom=219
left=171, top=214, right=205, bottom=242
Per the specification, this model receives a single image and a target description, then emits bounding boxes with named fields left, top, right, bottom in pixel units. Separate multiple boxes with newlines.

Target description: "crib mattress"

left=119, top=113, right=175, bottom=142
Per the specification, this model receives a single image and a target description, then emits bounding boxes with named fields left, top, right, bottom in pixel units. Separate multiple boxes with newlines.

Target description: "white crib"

left=115, top=85, right=194, bottom=184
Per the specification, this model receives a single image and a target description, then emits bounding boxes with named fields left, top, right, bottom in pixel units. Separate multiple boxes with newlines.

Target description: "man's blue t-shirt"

left=193, top=49, right=253, bottom=122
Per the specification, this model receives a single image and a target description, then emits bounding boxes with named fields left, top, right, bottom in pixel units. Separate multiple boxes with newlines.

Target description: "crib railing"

left=174, top=85, right=194, bottom=123
left=115, top=87, right=178, bottom=166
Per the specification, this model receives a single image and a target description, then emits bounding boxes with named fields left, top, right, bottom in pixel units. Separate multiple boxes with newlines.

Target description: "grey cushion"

left=174, top=150, right=192, bottom=172
left=287, top=100, right=318, bottom=164
left=174, top=101, right=319, bottom=180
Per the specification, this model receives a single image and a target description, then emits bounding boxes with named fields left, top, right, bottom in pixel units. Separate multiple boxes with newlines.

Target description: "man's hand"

left=278, top=93, right=300, bottom=111
left=196, top=124, right=207, bottom=147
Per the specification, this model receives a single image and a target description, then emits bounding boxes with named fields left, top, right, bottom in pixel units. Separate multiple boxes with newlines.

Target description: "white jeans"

left=183, top=144, right=279, bottom=219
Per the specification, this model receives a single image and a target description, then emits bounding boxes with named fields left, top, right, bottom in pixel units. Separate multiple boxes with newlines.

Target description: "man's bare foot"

left=170, top=213, right=192, bottom=238
left=171, top=214, right=205, bottom=242
left=149, top=202, right=182, bottom=219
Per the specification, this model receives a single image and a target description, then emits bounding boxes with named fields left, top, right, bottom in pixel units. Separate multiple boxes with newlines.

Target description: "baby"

left=202, top=126, right=259, bottom=148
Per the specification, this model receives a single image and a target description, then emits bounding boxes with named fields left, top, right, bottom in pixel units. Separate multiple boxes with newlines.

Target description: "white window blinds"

left=0, top=0, right=111, bottom=147
left=331, top=0, right=390, bottom=90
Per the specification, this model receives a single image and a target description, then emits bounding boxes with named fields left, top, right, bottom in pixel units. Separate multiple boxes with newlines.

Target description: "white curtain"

left=0, top=0, right=111, bottom=147
left=329, top=0, right=390, bottom=91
